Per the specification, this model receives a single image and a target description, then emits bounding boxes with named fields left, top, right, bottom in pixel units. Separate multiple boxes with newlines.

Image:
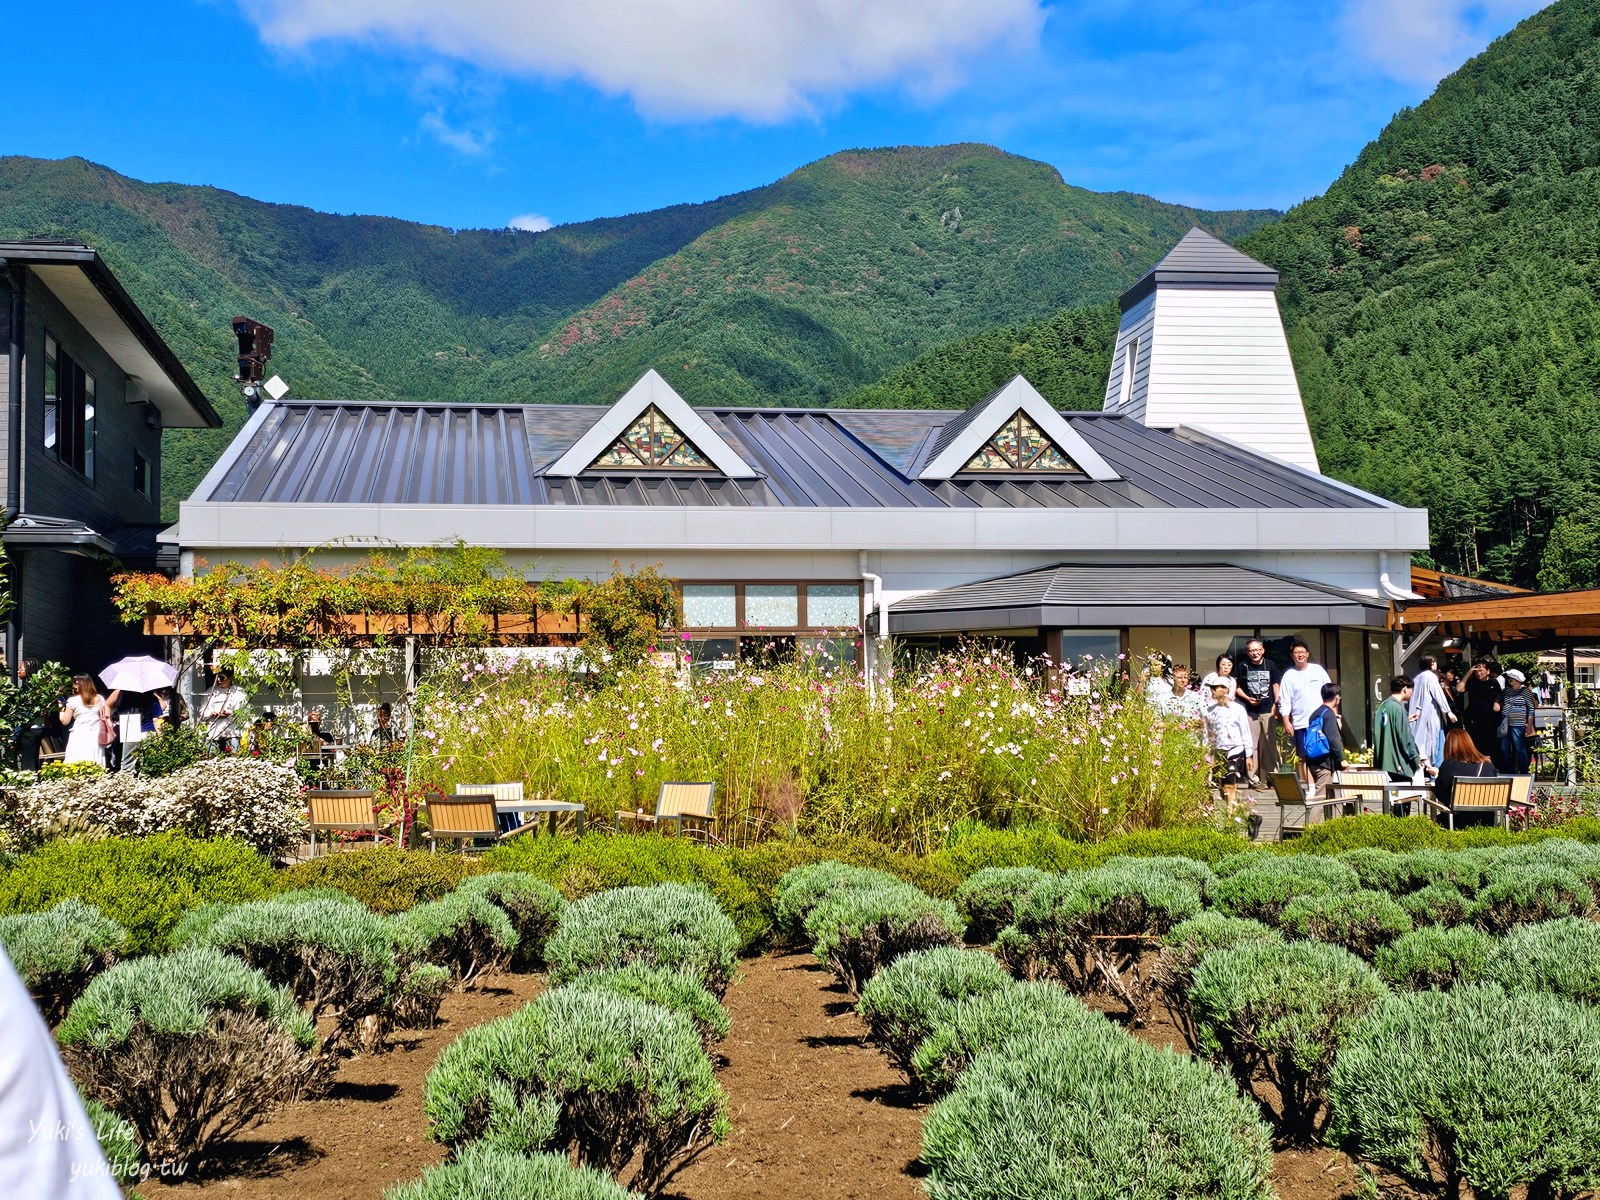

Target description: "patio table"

left=488, top=797, right=586, bottom=836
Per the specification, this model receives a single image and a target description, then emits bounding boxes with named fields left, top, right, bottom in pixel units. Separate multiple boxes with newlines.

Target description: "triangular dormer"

left=545, top=369, right=757, bottom=478
left=919, top=376, right=1119, bottom=482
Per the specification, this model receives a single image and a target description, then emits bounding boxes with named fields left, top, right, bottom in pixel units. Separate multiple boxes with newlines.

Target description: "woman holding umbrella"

left=98, top=657, right=181, bottom=762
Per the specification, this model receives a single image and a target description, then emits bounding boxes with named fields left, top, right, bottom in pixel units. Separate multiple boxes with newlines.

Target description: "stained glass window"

left=591, top=406, right=714, bottom=469
left=961, top=412, right=1080, bottom=472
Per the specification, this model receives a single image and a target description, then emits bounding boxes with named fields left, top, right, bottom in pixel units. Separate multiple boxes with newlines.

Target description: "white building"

left=172, top=229, right=1427, bottom=739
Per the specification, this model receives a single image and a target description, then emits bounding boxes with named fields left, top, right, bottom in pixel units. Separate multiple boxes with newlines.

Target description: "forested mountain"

left=844, top=0, right=1600, bottom=588
left=0, top=149, right=1272, bottom=515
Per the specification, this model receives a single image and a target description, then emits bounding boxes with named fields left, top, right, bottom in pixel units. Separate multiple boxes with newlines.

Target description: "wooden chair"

left=1327, top=769, right=1388, bottom=818
left=455, top=782, right=524, bottom=835
left=38, top=733, right=66, bottom=766
left=1449, top=776, right=1516, bottom=831
left=1269, top=771, right=1309, bottom=838
left=423, top=796, right=534, bottom=852
left=307, top=790, right=380, bottom=857
left=616, top=781, right=716, bottom=840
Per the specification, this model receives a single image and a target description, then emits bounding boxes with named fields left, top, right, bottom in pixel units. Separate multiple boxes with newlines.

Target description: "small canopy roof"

left=1390, top=586, right=1600, bottom=649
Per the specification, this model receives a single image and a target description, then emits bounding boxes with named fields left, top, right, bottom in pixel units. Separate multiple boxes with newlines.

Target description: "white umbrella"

left=99, top=656, right=178, bottom=693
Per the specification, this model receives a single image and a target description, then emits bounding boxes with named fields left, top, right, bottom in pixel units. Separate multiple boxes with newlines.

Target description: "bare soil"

left=146, top=951, right=1371, bottom=1199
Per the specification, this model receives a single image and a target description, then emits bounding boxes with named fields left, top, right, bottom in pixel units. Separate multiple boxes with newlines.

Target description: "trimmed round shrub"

left=1099, top=853, right=1217, bottom=894
left=1279, top=813, right=1450, bottom=855
left=1190, top=940, right=1389, bottom=1141
left=393, top=961, right=452, bottom=1031
left=1206, top=859, right=1353, bottom=925
left=1010, top=863, right=1201, bottom=1020
left=191, top=895, right=402, bottom=1058
left=562, top=964, right=730, bottom=1049
left=930, top=824, right=1096, bottom=877
left=1399, top=882, right=1471, bottom=927
left=1485, top=917, right=1600, bottom=1005
left=773, top=861, right=901, bottom=941
left=910, top=981, right=1107, bottom=1096
left=856, top=946, right=1012, bottom=1079
left=545, top=883, right=740, bottom=997
left=1402, top=848, right=1487, bottom=895
left=1494, top=840, right=1600, bottom=902
left=0, top=898, right=125, bottom=1024
left=385, top=1145, right=636, bottom=1200
left=455, top=872, right=566, bottom=970
left=803, top=881, right=963, bottom=994
left=58, top=944, right=317, bottom=1167
left=953, top=866, right=1053, bottom=944
left=1336, top=848, right=1411, bottom=894
left=278, top=847, right=480, bottom=914
left=921, top=1026, right=1275, bottom=1200
left=1090, top=825, right=1252, bottom=866
left=423, top=986, right=726, bottom=1196
left=1277, top=889, right=1413, bottom=959
left=1330, top=984, right=1600, bottom=1198
left=1469, top=862, right=1593, bottom=933
left=0, top=833, right=274, bottom=953
left=392, top=892, right=518, bottom=989
left=1375, top=925, right=1495, bottom=991
left=1149, top=913, right=1282, bottom=1054
left=1214, top=852, right=1360, bottom=889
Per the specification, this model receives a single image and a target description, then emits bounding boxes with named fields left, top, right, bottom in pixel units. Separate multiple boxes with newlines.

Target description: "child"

left=1204, top=682, right=1255, bottom=807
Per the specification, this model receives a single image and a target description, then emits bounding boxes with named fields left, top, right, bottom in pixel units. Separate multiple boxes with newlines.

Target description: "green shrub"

left=192, top=895, right=403, bottom=1058
left=1008, top=863, right=1202, bottom=1020
left=562, top=964, right=730, bottom=1049
left=735, top=834, right=959, bottom=903
left=1399, top=882, right=1471, bottom=927
left=128, top=720, right=209, bottom=778
left=1098, top=825, right=1249, bottom=866
left=392, top=892, right=517, bottom=989
left=772, top=861, right=901, bottom=941
left=455, top=872, right=566, bottom=970
left=952, top=866, right=1053, bottom=944
left=1336, top=848, right=1412, bottom=894
left=83, top=1097, right=140, bottom=1187
left=1216, top=851, right=1360, bottom=888
left=1492, top=840, right=1600, bottom=901
left=38, top=760, right=104, bottom=783
left=423, top=987, right=727, bottom=1196
left=1281, top=814, right=1450, bottom=855
left=393, top=961, right=452, bottom=1030
left=58, top=944, right=317, bottom=1167
left=1099, top=853, right=1216, bottom=894
left=1190, top=940, right=1389, bottom=1141
left=1375, top=926, right=1496, bottom=991
left=909, top=981, right=1107, bottom=1096
left=487, top=833, right=770, bottom=949
left=1149, top=913, right=1282, bottom=1054
left=385, top=1145, right=636, bottom=1200
left=0, top=898, right=125, bottom=1023
left=921, top=1026, right=1275, bottom=1200
left=1469, top=863, right=1593, bottom=933
left=1400, top=849, right=1487, bottom=895
left=1330, top=985, right=1600, bottom=1198
left=1485, top=917, right=1600, bottom=1005
left=932, top=824, right=1096, bottom=877
left=803, top=881, right=963, bottom=994
left=1206, top=864, right=1341, bottom=925
left=1277, top=889, right=1413, bottom=959
left=0, top=834, right=275, bottom=953
left=545, top=883, right=740, bottom=997
left=277, top=848, right=481, bottom=914
left=856, top=946, right=1012, bottom=1079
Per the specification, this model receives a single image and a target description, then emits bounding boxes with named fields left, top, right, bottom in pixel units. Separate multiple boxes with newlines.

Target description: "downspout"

left=4, top=263, right=24, bottom=679
left=859, top=551, right=886, bottom=702
left=1377, top=551, right=1411, bottom=601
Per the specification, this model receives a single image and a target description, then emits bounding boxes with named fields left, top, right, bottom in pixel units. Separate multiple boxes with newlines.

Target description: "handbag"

left=97, top=702, right=117, bottom=747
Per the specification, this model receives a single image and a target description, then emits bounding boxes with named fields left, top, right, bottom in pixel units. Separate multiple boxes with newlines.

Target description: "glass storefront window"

left=744, top=584, right=799, bottom=627
left=1058, top=630, right=1122, bottom=668
left=682, top=585, right=736, bottom=627
left=688, top=638, right=737, bottom=673
left=807, top=584, right=860, bottom=628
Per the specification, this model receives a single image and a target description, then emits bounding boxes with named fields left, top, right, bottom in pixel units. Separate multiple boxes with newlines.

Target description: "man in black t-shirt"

left=1456, top=658, right=1504, bottom=764
left=1235, top=639, right=1283, bottom=787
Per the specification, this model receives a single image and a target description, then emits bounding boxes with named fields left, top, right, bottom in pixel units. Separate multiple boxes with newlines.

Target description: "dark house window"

left=42, top=333, right=96, bottom=479
left=134, top=451, right=154, bottom=500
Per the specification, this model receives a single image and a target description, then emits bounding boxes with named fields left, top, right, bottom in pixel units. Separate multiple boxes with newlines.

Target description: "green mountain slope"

left=0, top=148, right=1274, bottom=516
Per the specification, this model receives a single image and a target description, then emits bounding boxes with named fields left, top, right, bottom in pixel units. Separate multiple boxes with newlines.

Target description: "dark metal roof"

left=1118, top=227, right=1278, bottom=312
left=889, top=562, right=1390, bottom=634
left=203, top=398, right=1385, bottom=512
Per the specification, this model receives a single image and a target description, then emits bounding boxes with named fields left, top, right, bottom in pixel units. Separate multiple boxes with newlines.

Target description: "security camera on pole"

left=231, top=316, right=288, bottom=411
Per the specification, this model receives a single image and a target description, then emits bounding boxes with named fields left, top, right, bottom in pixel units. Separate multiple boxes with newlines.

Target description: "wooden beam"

left=1392, top=589, right=1600, bottom=629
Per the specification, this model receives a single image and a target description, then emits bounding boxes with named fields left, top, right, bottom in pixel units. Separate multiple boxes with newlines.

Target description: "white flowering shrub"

left=17, top=758, right=304, bottom=859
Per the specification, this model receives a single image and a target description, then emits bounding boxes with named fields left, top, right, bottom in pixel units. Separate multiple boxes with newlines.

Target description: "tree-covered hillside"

left=0, top=148, right=1272, bottom=517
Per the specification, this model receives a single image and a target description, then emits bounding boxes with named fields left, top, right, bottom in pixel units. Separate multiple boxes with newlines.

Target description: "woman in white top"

left=1201, top=652, right=1238, bottom=709
left=58, top=675, right=110, bottom=766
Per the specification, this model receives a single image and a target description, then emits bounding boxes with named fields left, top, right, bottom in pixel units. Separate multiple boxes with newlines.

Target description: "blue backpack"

left=1301, top=708, right=1331, bottom=759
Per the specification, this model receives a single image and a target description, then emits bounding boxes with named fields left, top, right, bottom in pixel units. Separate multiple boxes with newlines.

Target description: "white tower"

left=1102, top=228, right=1319, bottom=472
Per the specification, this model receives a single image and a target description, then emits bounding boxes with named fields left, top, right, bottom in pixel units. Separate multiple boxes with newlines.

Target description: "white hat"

left=1505, top=668, right=1526, bottom=683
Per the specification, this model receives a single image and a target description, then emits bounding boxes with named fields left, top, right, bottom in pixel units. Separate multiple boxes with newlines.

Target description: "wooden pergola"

left=1389, top=587, right=1600, bottom=652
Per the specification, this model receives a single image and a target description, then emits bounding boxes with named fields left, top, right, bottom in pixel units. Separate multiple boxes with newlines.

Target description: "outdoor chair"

left=1268, top=771, right=1309, bottom=838
left=38, top=734, right=65, bottom=766
left=423, top=795, right=534, bottom=853
left=616, top=781, right=716, bottom=841
left=1327, top=769, right=1388, bottom=818
left=455, top=781, right=525, bottom=835
left=307, top=790, right=380, bottom=857
left=1448, top=776, right=1516, bottom=831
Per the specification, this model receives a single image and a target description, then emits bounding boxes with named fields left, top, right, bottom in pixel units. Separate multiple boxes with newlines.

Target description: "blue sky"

left=8, top=1, right=1547, bottom=231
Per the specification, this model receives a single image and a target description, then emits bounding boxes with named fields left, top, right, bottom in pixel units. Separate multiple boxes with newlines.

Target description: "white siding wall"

left=1140, top=286, right=1319, bottom=472
left=1101, top=293, right=1155, bottom=420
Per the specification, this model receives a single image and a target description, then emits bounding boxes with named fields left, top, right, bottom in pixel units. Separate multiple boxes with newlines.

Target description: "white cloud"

left=508, top=212, right=552, bottom=232
left=237, top=0, right=1046, bottom=121
left=1341, top=0, right=1549, bottom=86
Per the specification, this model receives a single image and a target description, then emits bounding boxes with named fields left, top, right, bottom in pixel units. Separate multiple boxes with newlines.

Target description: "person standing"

left=1235, top=639, right=1282, bottom=787
left=1302, top=683, right=1345, bottom=805
left=372, top=701, right=398, bottom=747
left=1278, top=640, right=1332, bottom=785
left=57, top=676, right=109, bottom=767
left=201, top=669, right=247, bottom=752
left=1499, top=668, right=1537, bottom=774
left=1375, top=675, right=1425, bottom=814
left=1165, top=664, right=1206, bottom=721
left=1200, top=652, right=1238, bottom=709
left=1408, top=654, right=1456, bottom=770
left=1456, top=658, right=1503, bottom=764
left=1204, top=682, right=1254, bottom=808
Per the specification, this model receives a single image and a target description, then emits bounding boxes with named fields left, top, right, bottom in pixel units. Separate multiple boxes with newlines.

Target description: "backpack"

left=1301, top=708, right=1331, bottom=760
